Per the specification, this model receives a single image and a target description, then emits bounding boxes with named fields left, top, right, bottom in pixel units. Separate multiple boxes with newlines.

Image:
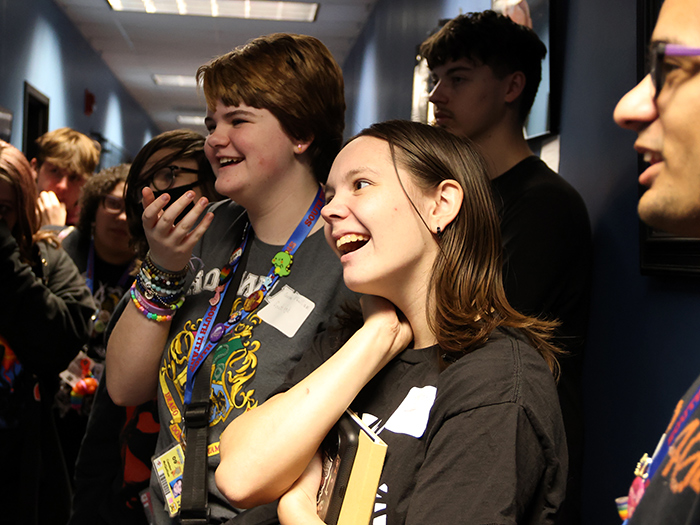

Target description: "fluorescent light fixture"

left=153, top=74, right=198, bottom=87
left=107, top=0, right=319, bottom=22
left=176, top=115, right=206, bottom=125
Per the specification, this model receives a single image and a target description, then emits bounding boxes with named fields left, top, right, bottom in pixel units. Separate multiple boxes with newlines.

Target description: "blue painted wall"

left=344, top=0, right=700, bottom=523
left=0, top=0, right=158, bottom=166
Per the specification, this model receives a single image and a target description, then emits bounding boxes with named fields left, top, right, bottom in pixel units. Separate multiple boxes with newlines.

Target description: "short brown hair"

left=420, top=11, right=546, bottom=125
left=197, top=33, right=345, bottom=183
left=34, top=127, right=101, bottom=179
left=352, top=120, right=560, bottom=374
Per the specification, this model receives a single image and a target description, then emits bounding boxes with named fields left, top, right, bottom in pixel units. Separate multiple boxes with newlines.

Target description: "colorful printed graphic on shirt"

left=160, top=269, right=269, bottom=443
left=659, top=391, right=700, bottom=496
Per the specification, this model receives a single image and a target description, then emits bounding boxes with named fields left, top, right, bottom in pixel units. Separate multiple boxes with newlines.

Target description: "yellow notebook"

left=317, top=409, right=387, bottom=525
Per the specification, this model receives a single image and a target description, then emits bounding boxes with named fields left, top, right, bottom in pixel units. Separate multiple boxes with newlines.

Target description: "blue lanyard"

left=183, top=186, right=325, bottom=405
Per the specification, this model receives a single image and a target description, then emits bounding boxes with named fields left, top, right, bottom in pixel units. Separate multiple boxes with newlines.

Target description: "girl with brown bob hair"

left=106, top=34, right=353, bottom=524
left=0, top=140, right=94, bottom=525
left=216, top=120, right=567, bottom=525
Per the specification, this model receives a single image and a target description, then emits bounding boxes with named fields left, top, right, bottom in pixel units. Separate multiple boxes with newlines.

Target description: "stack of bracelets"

left=130, top=252, right=188, bottom=322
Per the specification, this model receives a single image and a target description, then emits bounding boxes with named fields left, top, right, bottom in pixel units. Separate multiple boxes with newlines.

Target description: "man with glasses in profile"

left=420, top=11, right=592, bottom=525
left=31, top=127, right=101, bottom=226
left=614, top=0, right=700, bottom=522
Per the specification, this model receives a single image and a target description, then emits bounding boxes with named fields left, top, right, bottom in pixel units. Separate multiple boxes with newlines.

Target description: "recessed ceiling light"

left=153, top=74, right=198, bottom=87
left=107, top=0, right=319, bottom=22
left=176, top=115, right=206, bottom=125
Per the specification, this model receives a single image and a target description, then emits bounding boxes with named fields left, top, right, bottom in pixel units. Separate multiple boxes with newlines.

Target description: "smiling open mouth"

left=336, top=234, right=369, bottom=255
left=220, top=157, right=243, bottom=167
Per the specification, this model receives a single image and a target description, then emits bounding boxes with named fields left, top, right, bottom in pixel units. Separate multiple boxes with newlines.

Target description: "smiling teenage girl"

left=216, top=120, right=568, bottom=525
left=105, top=34, right=351, bottom=524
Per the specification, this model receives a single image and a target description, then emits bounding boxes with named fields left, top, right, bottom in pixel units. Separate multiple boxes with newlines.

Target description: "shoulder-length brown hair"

left=352, top=121, right=560, bottom=375
left=0, top=140, right=56, bottom=263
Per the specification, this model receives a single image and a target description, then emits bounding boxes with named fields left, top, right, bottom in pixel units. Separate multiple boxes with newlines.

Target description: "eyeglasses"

left=650, top=41, right=700, bottom=100
left=150, top=165, right=200, bottom=191
left=102, top=195, right=126, bottom=214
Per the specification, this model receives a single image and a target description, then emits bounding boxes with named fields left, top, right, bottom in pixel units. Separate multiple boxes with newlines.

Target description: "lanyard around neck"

left=183, top=186, right=325, bottom=405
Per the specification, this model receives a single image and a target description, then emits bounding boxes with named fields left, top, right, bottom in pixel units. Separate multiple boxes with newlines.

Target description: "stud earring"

left=436, top=226, right=442, bottom=236
left=296, top=144, right=303, bottom=152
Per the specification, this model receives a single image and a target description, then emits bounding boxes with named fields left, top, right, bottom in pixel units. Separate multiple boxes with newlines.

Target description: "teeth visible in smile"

left=220, top=157, right=243, bottom=167
left=644, top=152, right=662, bottom=164
left=336, top=234, right=369, bottom=254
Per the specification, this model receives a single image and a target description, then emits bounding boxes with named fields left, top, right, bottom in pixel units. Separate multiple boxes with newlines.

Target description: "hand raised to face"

left=140, top=186, right=214, bottom=272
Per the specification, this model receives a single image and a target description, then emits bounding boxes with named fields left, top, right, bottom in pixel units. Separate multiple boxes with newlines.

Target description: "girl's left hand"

left=277, top=450, right=325, bottom=525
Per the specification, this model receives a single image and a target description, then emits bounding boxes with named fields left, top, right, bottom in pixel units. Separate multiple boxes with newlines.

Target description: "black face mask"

left=153, top=181, right=201, bottom=223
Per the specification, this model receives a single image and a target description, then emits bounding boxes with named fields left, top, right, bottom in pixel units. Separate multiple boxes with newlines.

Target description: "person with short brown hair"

left=106, top=33, right=353, bottom=524
left=31, top=127, right=101, bottom=226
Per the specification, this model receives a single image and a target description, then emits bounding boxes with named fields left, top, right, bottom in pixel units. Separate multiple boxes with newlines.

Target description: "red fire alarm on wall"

left=84, top=89, right=96, bottom=116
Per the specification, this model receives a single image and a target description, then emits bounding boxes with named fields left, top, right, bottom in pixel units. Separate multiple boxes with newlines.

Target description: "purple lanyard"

left=183, top=186, right=325, bottom=405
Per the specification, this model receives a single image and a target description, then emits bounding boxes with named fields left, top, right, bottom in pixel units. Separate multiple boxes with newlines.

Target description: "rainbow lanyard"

left=183, top=186, right=324, bottom=405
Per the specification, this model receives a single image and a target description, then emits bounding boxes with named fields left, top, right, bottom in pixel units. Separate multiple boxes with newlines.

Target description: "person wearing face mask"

left=69, top=131, right=223, bottom=525
left=106, top=34, right=354, bottom=525
left=124, top=130, right=223, bottom=260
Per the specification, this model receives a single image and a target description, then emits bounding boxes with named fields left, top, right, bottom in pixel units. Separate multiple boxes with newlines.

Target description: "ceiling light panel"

left=153, top=74, right=198, bottom=87
left=107, top=0, right=319, bottom=22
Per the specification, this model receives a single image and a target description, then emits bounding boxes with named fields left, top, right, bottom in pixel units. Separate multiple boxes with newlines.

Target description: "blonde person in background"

left=31, top=127, right=101, bottom=227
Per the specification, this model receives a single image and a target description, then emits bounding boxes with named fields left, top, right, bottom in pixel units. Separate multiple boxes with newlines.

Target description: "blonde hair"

left=35, top=128, right=101, bottom=179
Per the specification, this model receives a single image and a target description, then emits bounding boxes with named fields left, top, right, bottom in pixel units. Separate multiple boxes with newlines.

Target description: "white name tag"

left=258, top=284, right=315, bottom=338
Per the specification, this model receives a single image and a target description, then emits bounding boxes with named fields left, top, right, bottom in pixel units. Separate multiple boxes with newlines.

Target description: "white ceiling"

left=52, top=0, right=378, bottom=132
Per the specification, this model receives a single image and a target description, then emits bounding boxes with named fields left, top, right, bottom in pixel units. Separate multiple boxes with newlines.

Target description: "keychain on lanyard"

left=619, top=380, right=700, bottom=523
left=183, top=185, right=325, bottom=405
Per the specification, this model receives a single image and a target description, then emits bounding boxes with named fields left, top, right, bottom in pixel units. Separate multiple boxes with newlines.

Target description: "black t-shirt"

left=282, top=327, right=568, bottom=524
left=492, top=156, right=592, bottom=522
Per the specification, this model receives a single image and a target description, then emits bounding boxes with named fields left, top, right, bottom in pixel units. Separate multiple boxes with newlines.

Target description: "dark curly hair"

left=77, top=164, right=130, bottom=234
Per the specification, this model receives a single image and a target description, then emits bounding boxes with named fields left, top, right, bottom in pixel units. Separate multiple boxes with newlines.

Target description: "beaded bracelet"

left=144, top=252, right=188, bottom=279
left=130, top=283, right=184, bottom=322
left=132, top=284, right=185, bottom=313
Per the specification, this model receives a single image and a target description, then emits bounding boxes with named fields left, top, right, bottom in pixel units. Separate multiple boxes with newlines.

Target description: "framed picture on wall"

left=0, top=106, right=12, bottom=142
left=22, top=82, right=49, bottom=162
left=637, top=0, right=700, bottom=276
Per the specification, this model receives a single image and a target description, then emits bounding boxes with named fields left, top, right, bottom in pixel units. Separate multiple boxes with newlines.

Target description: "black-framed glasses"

left=650, top=42, right=700, bottom=100
left=151, top=165, right=200, bottom=191
left=102, top=195, right=126, bottom=214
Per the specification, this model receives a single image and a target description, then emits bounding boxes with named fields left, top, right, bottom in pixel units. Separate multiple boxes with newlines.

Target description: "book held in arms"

left=317, top=409, right=387, bottom=525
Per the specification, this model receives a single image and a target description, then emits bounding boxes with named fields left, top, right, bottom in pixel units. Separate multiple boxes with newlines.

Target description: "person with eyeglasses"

left=613, top=0, right=700, bottom=523
left=53, top=164, right=137, bottom=485
left=123, top=129, right=223, bottom=261
left=69, top=132, right=224, bottom=525
left=106, top=34, right=354, bottom=525
left=30, top=127, right=102, bottom=227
